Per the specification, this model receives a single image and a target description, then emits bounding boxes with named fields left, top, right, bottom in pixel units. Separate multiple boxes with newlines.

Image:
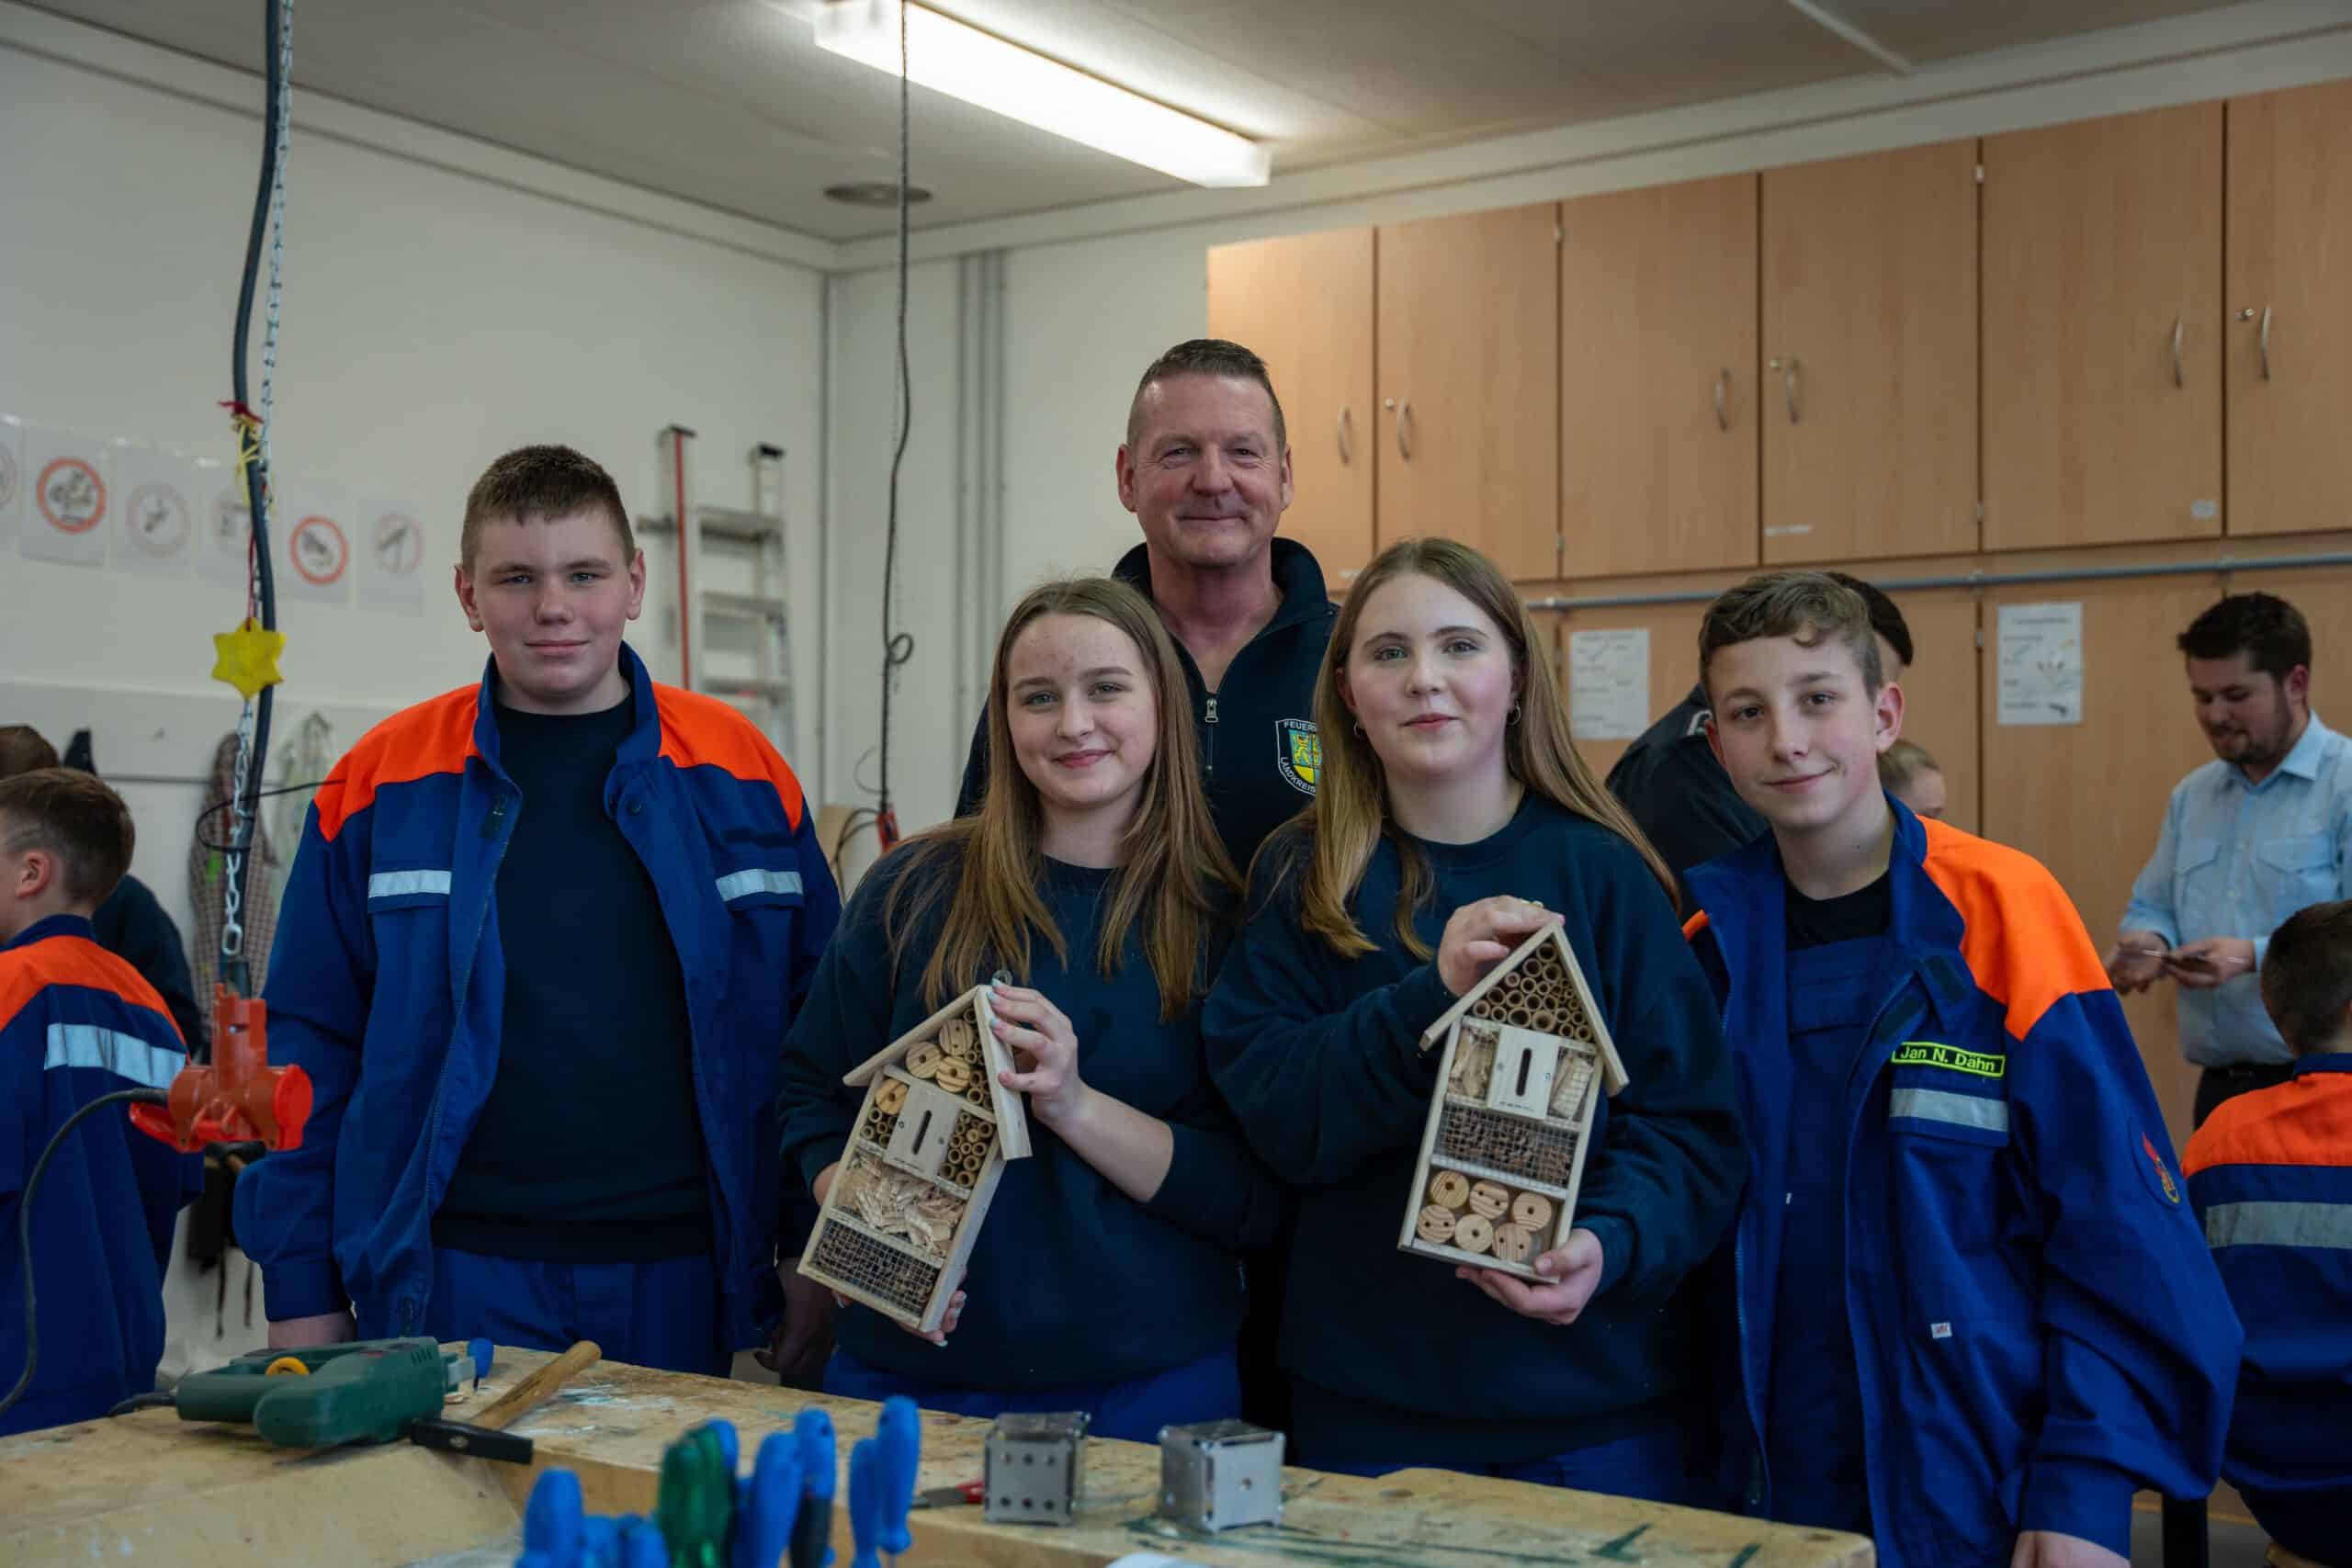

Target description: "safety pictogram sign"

left=38, top=457, right=106, bottom=534
left=289, top=513, right=349, bottom=586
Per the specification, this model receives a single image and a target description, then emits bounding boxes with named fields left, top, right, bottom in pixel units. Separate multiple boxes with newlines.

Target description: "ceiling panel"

left=20, top=0, right=2265, bottom=242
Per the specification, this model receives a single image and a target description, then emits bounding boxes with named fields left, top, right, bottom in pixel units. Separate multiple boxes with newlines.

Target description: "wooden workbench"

left=1, top=1348, right=1872, bottom=1566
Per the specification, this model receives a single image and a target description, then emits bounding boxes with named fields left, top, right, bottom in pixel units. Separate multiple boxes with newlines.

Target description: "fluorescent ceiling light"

left=812, top=0, right=1271, bottom=187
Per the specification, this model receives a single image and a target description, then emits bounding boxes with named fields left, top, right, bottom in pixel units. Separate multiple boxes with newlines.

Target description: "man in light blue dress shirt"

left=2110, top=593, right=2352, bottom=1126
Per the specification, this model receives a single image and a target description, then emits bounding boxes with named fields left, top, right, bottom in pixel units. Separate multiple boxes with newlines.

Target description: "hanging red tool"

left=128, top=986, right=312, bottom=1153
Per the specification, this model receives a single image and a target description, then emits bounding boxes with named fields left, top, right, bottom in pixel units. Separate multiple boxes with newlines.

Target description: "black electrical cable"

left=190, top=777, right=330, bottom=855
left=0, top=1088, right=170, bottom=1426
left=873, top=0, right=916, bottom=851
left=222, top=0, right=288, bottom=998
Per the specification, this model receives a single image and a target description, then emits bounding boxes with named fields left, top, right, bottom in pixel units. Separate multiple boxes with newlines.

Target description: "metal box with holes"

left=983, top=1410, right=1088, bottom=1525
left=1158, top=1418, right=1284, bottom=1531
left=1398, top=924, right=1630, bottom=1281
left=797, top=986, right=1034, bottom=1334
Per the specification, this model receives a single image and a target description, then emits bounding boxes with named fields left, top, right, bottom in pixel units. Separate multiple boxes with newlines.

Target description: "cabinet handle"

left=2171, top=316, right=2184, bottom=389
left=1713, top=368, right=1730, bottom=432
left=1337, top=406, right=1353, bottom=464
left=1770, top=356, right=1801, bottom=424
left=1395, top=400, right=1413, bottom=460
left=2240, top=305, right=2272, bottom=382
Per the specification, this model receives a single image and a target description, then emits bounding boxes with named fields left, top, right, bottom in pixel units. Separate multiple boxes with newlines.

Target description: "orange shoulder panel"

left=312, top=687, right=480, bottom=841
left=654, top=685, right=808, bottom=829
left=2183, top=1071, right=2352, bottom=1177
left=1917, top=817, right=2112, bottom=1044
left=1682, top=909, right=1711, bottom=942
left=0, top=934, right=183, bottom=1043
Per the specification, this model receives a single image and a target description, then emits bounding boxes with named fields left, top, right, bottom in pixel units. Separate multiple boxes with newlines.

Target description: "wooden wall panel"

left=1207, top=230, right=1378, bottom=584
left=1980, top=577, right=2226, bottom=1147
left=1377, top=205, right=1560, bottom=580
left=2226, top=80, right=2352, bottom=538
left=1982, top=104, right=2223, bottom=549
left=1888, top=592, right=1980, bottom=836
left=1761, top=142, right=1980, bottom=564
left=1555, top=604, right=1708, bottom=783
left=1560, top=175, right=1758, bottom=580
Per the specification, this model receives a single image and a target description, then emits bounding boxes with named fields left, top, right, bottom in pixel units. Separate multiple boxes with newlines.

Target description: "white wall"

left=0, top=39, right=829, bottom=938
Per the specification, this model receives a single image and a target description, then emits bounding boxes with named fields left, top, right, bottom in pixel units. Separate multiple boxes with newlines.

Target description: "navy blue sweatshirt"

left=956, top=539, right=1337, bottom=873
left=778, top=844, right=1283, bottom=1391
left=1203, top=795, right=1747, bottom=1467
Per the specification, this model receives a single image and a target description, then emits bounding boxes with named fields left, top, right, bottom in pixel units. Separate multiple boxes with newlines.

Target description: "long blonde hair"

left=1283, top=537, right=1675, bottom=957
left=884, top=577, right=1238, bottom=1019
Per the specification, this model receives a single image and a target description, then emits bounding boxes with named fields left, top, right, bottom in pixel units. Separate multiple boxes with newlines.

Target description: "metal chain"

left=221, top=0, right=295, bottom=976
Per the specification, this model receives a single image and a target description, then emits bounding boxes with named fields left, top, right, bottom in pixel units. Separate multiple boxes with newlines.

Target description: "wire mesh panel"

left=808, top=1219, right=941, bottom=1320
left=1436, top=1101, right=1580, bottom=1187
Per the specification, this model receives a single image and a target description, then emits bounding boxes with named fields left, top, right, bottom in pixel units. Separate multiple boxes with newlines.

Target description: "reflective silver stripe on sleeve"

left=2204, top=1201, right=2352, bottom=1250
left=45, top=1023, right=185, bottom=1089
left=368, top=870, right=452, bottom=898
left=1888, top=1087, right=2009, bottom=1134
left=717, top=868, right=804, bottom=901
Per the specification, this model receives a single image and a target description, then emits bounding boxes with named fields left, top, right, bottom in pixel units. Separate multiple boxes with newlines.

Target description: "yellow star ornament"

left=211, top=618, right=286, bottom=699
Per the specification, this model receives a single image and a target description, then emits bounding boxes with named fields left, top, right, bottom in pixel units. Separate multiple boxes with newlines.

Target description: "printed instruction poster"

left=1996, top=602, right=2084, bottom=726
left=1567, top=627, right=1651, bottom=741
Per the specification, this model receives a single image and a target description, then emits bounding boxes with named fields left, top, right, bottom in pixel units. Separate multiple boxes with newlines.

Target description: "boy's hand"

left=756, top=1267, right=836, bottom=1386
left=1437, top=897, right=1562, bottom=998
left=2104, top=932, right=2169, bottom=994
left=2009, top=1529, right=2127, bottom=1568
left=1455, top=1228, right=1604, bottom=1325
left=266, top=1311, right=356, bottom=1349
left=2162, top=937, right=2256, bottom=989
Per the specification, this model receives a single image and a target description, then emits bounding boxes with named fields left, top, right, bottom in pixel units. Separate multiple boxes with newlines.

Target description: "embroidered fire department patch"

left=2136, top=1128, right=2182, bottom=1206
left=1276, top=718, right=1319, bottom=795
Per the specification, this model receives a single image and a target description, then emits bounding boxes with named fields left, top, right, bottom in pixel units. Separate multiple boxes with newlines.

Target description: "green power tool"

left=172, top=1337, right=529, bottom=1461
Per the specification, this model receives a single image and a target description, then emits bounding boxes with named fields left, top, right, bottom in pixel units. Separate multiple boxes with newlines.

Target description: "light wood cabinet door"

left=1207, top=229, right=1378, bottom=583
left=2226, top=81, right=2352, bottom=537
left=1982, top=105, right=2223, bottom=550
left=1978, top=576, right=2222, bottom=1148
left=1560, top=175, right=1758, bottom=581
left=1376, top=204, right=1560, bottom=581
left=1888, top=592, right=1980, bottom=836
left=1762, top=143, right=1978, bottom=564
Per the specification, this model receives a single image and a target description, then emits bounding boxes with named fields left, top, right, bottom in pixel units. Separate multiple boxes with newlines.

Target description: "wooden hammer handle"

left=472, top=1340, right=602, bottom=1431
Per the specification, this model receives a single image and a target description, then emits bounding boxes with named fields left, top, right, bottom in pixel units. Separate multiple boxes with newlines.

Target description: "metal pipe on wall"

left=1528, top=551, right=2352, bottom=614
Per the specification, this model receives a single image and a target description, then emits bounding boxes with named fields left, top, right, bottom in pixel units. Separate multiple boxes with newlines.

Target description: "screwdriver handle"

left=875, top=1396, right=919, bottom=1556
left=848, top=1438, right=883, bottom=1568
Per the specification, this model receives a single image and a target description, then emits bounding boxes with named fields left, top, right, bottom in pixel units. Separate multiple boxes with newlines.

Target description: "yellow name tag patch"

left=1892, top=1041, right=2006, bottom=1078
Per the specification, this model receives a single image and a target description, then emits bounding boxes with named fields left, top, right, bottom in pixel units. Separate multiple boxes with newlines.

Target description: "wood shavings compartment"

left=798, top=985, right=1032, bottom=1334
left=1400, top=924, right=1629, bottom=1280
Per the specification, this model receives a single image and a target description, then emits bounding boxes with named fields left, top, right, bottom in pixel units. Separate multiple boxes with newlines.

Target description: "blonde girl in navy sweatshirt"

left=778, top=577, right=1283, bottom=1440
left=1204, top=537, right=1744, bottom=1495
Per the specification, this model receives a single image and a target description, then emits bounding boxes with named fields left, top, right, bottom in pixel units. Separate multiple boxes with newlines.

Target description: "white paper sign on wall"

left=1996, top=602, right=2084, bottom=727
left=112, top=444, right=199, bottom=580
left=1567, top=627, right=1651, bottom=741
left=18, top=423, right=110, bottom=567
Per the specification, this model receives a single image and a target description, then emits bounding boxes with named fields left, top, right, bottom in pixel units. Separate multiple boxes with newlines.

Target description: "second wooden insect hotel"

left=799, top=986, right=1032, bottom=1334
left=1401, top=923, right=1629, bottom=1278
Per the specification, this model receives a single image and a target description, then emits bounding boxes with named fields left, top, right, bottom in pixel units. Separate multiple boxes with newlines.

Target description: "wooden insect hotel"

left=798, top=986, right=1032, bottom=1334
left=1400, top=924, right=1628, bottom=1279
